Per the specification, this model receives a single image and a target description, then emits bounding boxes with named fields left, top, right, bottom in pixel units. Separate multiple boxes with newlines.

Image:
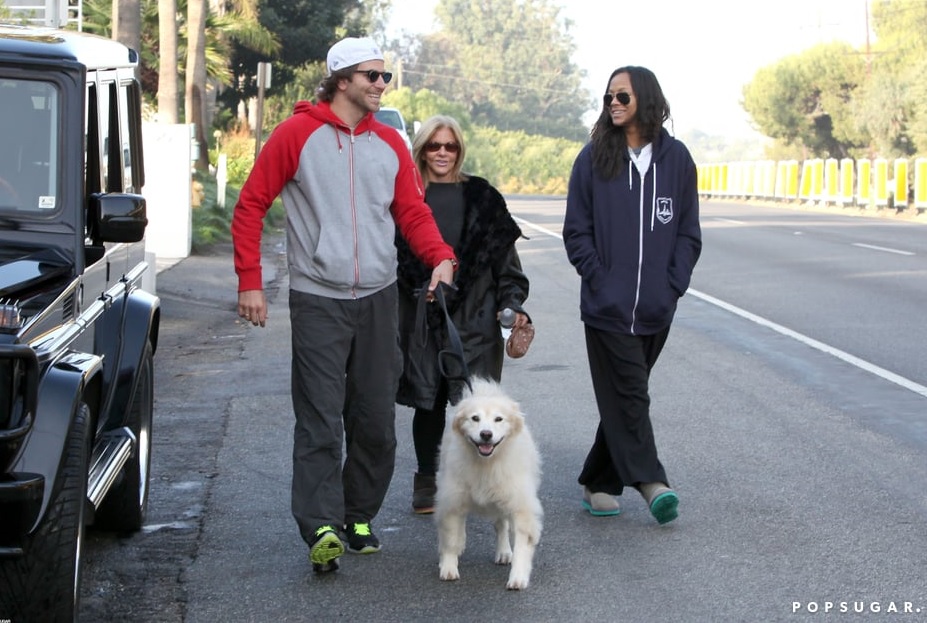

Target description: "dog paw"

left=506, top=575, right=529, bottom=590
left=495, top=550, right=513, bottom=565
left=439, top=566, right=460, bottom=581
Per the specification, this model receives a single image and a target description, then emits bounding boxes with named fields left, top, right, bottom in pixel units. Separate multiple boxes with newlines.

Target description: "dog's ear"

left=452, top=404, right=470, bottom=435
left=507, top=406, right=525, bottom=435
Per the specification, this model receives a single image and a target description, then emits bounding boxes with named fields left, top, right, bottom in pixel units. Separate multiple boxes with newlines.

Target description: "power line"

left=410, top=59, right=583, bottom=80
left=401, top=68, right=587, bottom=97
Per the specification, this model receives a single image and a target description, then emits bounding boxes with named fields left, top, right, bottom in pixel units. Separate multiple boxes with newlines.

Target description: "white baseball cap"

left=327, top=37, right=384, bottom=74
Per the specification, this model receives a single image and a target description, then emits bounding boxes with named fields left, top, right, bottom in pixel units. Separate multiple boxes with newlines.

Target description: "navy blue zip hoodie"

left=563, top=128, right=701, bottom=335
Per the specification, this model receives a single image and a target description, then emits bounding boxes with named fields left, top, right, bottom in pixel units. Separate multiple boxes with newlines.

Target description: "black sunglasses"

left=354, top=69, right=393, bottom=84
left=424, top=141, right=460, bottom=154
left=603, top=92, right=632, bottom=107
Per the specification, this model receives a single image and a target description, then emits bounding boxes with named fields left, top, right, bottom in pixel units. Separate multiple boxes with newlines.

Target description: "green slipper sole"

left=649, top=491, right=679, bottom=525
left=581, top=499, right=621, bottom=517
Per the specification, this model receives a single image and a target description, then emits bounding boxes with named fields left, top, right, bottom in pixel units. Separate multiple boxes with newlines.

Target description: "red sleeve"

left=231, top=116, right=311, bottom=291
left=390, top=148, right=456, bottom=268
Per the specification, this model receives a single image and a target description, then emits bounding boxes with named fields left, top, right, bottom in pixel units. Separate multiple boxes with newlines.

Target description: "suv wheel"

left=93, top=342, right=153, bottom=531
left=0, top=402, right=91, bottom=621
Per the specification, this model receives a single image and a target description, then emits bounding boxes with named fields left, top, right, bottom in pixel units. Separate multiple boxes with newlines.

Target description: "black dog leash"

left=431, top=282, right=473, bottom=393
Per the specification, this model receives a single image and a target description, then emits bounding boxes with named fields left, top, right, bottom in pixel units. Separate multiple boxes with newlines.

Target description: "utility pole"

left=254, top=62, right=272, bottom=162
left=864, top=0, right=871, bottom=77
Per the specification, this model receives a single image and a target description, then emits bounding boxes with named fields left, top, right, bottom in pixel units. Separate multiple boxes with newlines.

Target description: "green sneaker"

left=344, top=522, right=381, bottom=554
left=309, top=525, right=344, bottom=572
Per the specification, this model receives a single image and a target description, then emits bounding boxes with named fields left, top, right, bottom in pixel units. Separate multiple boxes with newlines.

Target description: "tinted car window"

left=0, top=79, right=59, bottom=213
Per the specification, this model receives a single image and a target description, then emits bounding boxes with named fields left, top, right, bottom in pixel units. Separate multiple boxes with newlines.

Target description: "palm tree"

left=185, top=0, right=208, bottom=170
left=83, top=0, right=280, bottom=153
left=157, top=0, right=179, bottom=122
left=111, top=0, right=141, bottom=57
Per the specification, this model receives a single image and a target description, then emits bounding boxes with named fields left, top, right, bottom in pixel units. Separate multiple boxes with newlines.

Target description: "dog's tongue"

left=478, top=444, right=494, bottom=456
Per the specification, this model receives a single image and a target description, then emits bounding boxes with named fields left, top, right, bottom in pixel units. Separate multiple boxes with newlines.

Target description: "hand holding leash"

left=427, top=258, right=457, bottom=300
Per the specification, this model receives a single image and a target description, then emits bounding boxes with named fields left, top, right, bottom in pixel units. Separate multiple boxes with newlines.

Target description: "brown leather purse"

left=506, top=323, right=535, bottom=359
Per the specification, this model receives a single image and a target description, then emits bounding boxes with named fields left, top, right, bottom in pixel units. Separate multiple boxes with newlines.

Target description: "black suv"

left=0, top=25, right=160, bottom=620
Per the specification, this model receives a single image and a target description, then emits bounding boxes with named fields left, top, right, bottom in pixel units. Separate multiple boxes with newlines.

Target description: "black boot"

left=412, top=472, right=437, bottom=514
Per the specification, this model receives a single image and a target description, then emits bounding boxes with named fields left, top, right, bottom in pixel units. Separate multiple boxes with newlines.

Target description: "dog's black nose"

left=480, top=430, right=493, bottom=441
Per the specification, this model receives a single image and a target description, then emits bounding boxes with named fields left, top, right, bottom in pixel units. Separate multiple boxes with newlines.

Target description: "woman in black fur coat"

left=395, top=115, right=531, bottom=514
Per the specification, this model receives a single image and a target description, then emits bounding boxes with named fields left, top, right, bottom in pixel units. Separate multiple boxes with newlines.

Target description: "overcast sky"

left=385, top=0, right=872, bottom=140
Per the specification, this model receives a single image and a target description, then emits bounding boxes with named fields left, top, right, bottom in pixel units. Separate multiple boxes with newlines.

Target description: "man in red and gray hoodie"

left=232, top=36, right=457, bottom=574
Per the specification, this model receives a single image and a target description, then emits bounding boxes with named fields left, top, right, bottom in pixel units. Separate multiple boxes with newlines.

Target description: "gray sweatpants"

left=288, top=285, right=401, bottom=545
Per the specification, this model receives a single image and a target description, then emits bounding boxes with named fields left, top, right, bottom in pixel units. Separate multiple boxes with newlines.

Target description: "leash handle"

left=432, top=282, right=472, bottom=392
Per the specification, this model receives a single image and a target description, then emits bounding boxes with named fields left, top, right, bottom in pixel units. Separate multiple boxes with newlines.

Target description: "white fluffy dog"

left=434, top=378, right=543, bottom=590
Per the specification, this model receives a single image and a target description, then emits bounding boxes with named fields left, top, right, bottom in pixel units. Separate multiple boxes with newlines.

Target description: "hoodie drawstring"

left=334, top=127, right=373, bottom=150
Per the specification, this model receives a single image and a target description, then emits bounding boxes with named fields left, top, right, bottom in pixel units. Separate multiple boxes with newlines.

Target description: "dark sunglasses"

left=424, top=141, right=460, bottom=153
left=354, top=69, right=393, bottom=84
left=603, top=92, right=632, bottom=107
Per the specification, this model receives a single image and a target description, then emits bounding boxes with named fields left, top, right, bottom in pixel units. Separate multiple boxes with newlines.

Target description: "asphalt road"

left=79, top=198, right=927, bottom=622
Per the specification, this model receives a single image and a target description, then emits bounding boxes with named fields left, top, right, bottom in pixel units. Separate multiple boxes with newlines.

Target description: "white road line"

left=515, top=212, right=927, bottom=399
left=852, top=242, right=915, bottom=256
left=514, top=215, right=562, bottom=239
left=714, top=217, right=746, bottom=224
left=688, top=288, right=927, bottom=398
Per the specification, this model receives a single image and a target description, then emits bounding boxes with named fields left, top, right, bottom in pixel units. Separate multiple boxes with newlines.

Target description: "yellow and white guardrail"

left=698, top=157, right=927, bottom=212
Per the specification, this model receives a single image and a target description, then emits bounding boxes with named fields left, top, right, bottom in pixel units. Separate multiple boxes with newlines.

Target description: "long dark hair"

left=590, top=66, right=670, bottom=179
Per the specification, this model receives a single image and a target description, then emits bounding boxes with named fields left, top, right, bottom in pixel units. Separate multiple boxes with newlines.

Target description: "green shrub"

left=469, top=126, right=580, bottom=195
left=215, top=126, right=257, bottom=186
left=191, top=170, right=283, bottom=252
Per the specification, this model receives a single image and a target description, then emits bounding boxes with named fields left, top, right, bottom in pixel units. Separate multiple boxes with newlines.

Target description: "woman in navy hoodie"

left=563, top=66, right=701, bottom=524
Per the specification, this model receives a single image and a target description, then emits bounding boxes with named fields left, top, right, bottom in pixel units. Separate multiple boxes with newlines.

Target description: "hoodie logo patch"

left=656, top=198, right=673, bottom=224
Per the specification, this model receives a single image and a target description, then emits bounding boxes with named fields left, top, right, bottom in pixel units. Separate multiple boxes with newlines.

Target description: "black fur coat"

left=395, top=175, right=529, bottom=409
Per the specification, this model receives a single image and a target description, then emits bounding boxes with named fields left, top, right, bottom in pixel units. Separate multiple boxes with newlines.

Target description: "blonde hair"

left=411, top=115, right=468, bottom=185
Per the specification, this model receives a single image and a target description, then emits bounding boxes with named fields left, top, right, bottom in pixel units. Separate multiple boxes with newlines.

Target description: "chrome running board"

left=87, top=426, right=136, bottom=509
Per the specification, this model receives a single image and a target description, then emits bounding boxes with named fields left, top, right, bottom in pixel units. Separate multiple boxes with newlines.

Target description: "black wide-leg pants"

left=578, top=324, right=671, bottom=496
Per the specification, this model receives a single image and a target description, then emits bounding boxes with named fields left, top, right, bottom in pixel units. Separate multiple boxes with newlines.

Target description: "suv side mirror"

left=87, top=193, right=148, bottom=243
